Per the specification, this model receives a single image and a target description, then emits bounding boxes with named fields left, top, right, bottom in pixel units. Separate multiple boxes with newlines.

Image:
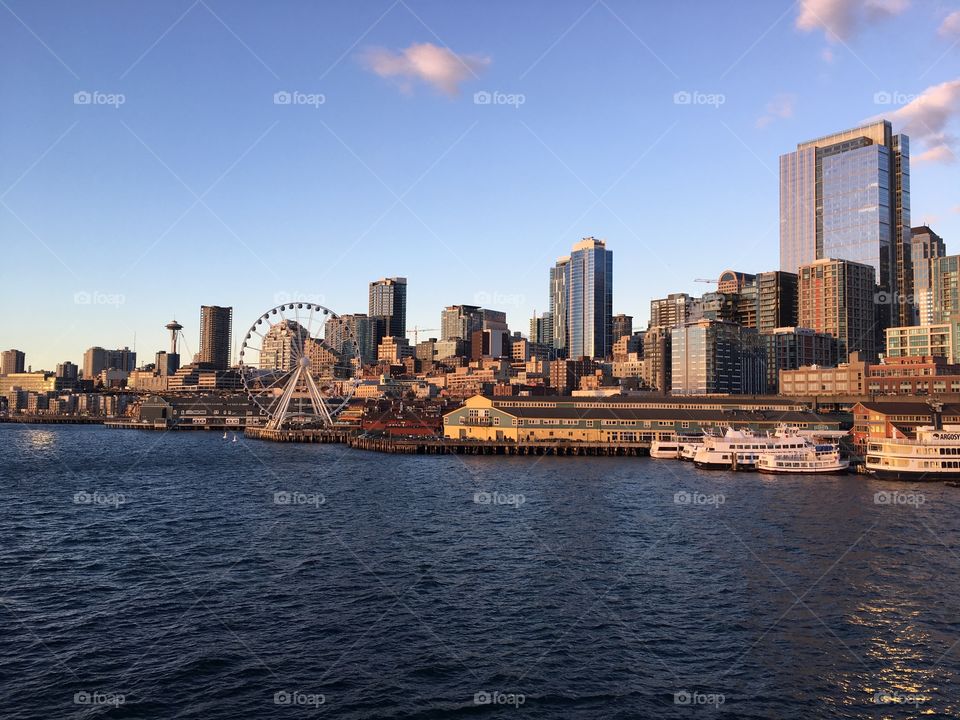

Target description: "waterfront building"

left=911, top=226, right=946, bottom=325
left=761, top=327, right=836, bottom=393
left=1, top=349, right=25, bottom=375
left=369, top=277, right=407, bottom=344
left=199, top=305, right=232, bottom=370
left=852, top=400, right=960, bottom=451
left=798, top=258, right=877, bottom=360
left=779, top=352, right=869, bottom=397
left=443, top=394, right=839, bottom=443
left=885, top=323, right=955, bottom=363
left=83, top=346, right=137, bottom=380
left=671, top=319, right=765, bottom=395
left=780, top=120, right=912, bottom=327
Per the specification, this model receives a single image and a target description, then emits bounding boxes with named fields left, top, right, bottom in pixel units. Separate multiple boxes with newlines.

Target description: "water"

left=1, top=423, right=959, bottom=719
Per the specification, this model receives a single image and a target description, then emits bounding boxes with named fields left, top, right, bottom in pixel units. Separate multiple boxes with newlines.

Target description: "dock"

left=346, top=436, right=651, bottom=456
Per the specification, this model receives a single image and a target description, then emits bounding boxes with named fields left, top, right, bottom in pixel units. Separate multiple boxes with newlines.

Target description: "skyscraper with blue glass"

left=780, top=120, right=912, bottom=328
left=552, top=237, right=613, bottom=359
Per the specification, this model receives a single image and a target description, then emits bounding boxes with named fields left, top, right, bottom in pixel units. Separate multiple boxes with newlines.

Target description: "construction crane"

left=405, top=326, right=440, bottom=345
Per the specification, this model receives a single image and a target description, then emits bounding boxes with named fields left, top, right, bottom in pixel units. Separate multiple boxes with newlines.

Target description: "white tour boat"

left=865, top=424, right=960, bottom=481
left=650, top=434, right=705, bottom=460
left=693, top=426, right=838, bottom=471
left=756, top=444, right=849, bottom=474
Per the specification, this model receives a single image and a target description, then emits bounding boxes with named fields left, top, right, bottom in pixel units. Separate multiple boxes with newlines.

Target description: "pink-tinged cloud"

left=939, top=10, right=960, bottom=40
left=360, top=42, right=490, bottom=96
left=756, top=93, right=797, bottom=128
left=796, top=0, right=909, bottom=42
left=885, top=78, right=960, bottom=164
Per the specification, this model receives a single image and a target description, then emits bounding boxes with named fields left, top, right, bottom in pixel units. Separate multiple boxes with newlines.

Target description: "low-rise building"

left=443, top=394, right=840, bottom=442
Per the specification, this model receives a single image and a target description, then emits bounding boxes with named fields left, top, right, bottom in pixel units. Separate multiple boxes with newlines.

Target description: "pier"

left=244, top=427, right=352, bottom=443
left=346, top=436, right=651, bottom=456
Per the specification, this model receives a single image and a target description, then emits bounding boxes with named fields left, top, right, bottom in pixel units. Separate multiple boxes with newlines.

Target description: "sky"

left=2, top=0, right=959, bottom=370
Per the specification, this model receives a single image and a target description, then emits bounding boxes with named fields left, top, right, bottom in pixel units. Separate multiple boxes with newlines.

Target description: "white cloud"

left=360, top=42, right=490, bottom=96
left=939, top=10, right=960, bottom=40
left=885, top=78, right=960, bottom=164
left=796, top=0, right=909, bottom=42
left=756, top=93, right=796, bottom=128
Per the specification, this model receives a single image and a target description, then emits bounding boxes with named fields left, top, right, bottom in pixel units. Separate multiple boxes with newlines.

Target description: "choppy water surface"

left=1, top=424, right=959, bottom=719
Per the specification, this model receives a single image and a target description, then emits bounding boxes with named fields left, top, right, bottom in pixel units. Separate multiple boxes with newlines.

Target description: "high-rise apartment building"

left=199, top=305, right=233, bottom=370
left=1, top=349, right=25, bottom=375
left=549, top=256, right=570, bottom=355
left=761, top=327, right=836, bottom=393
left=671, top=320, right=766, bottom=395
left=641, top=325, right=671, bottom=393
left=368, top=277, right=407, bottom=343
left=912, top=226, right=946, bottom=325
left=325, top=313, right=377, bottom=366
left=649, top=293, right=698, bottom=328
left=780, top=120, right=912, bottom=327
left=529, top=312, right=554, bottom=350
left=441, top=305, right=482, bottom=342
left=612, top=314, right=633, bottom=342
left=798, top=258, right=877, bottom=360
left=82, top=346, right=137, bottom=379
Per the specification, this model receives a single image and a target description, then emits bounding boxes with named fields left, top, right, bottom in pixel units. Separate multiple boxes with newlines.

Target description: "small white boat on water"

left=650, top=440, right=682, bottom=459
left=757, top=444, right=849, bottom=474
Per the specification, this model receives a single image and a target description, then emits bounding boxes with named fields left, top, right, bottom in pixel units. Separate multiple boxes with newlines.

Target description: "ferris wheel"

left=238, top=302, right=362, bottom=430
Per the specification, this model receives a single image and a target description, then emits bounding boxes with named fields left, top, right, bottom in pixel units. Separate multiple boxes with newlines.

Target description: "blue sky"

left=2, top=0, right=959, bottom=370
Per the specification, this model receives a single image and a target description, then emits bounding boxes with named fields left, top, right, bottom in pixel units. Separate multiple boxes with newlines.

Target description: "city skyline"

left=3, top=1, right=960, bottom=369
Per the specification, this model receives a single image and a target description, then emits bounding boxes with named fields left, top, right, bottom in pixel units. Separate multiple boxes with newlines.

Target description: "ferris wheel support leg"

left=271, top=364, right=303, bottom=430
left=303, top=367, right=334, bottom=427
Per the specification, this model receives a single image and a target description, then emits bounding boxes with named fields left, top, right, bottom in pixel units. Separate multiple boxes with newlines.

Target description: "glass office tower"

left=549, top=256, right=570, bottom=356
left=780, top=120, right=912, bottom=327
left=567, top=237, right=613, bottom=359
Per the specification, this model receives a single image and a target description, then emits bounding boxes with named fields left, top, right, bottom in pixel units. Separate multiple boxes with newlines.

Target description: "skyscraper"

left=566, top=237, right=613, bottom=359
left=798, top=258, right=877, bottom=360
left=368, top=277, right=407, bottom=342
left=911, top=226, right=946, bottom=325
left=780, top=120, right=912, bottom=326
left=671, top=320, right=765, bottom=395
left=1, top=349, right=25, bottom=375
left=441, top=305, right=482, bottom=342
left=549, top=256, right=570, bottom=356
left=199, top=305, right=233, bottom=370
